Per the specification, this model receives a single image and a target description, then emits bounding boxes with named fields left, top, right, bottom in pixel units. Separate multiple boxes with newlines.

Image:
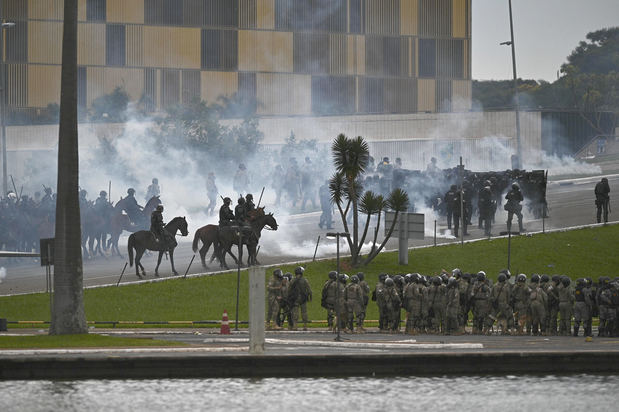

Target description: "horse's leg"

left=169, top=249, right=179, bottom=276
left=200, top=243, right=209, bottom=269
left=135, top=248, right=147, bottom=277
left=154, top=251, right=164, bottom=277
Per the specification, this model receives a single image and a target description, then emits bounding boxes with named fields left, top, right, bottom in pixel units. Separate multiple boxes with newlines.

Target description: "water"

left=1, top=374, right=618, bottom=411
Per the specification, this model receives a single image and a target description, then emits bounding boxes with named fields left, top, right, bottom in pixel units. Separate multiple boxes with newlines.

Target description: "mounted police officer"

left=218, top=197, right=235, bottom=226
left=594, top=177, right=610, bottom=223
left=235, top=197, right=247, bottom=226
left=95, top=190, right=108, bottom=211
left=145, top=177, right=160, bottom=202
left=150, top=204, right=166, bottom=244
left=505, top=183, right=525, bottom=232
left=245, top=193, right=256, bottom=214
left=124, top=188, right=144, bottom=223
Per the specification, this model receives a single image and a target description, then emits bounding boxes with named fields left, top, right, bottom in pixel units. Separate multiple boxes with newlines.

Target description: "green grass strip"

left=0, top=334, right=186, bottom=349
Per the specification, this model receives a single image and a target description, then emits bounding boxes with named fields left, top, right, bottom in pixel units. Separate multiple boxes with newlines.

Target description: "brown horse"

left=108, top=196, right=161, bottom=257
left=192, top=209, right=278, bottom=270
left=128, top=216, right=189, bottom=279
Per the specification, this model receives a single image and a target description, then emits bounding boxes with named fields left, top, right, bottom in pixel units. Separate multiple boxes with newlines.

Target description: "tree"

left=50, top=0, right=88, bottom=335
left=329, top=134, right=409, bottom=267
left=90, top=86, right=130, bottom=122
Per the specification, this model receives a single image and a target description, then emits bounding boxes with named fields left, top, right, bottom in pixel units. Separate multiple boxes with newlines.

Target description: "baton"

left=257, top=186, right=265, bottom=208
left=10, top=175, right=18, bottom=198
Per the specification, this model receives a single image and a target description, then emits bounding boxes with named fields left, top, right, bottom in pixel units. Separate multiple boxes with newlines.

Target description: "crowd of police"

left=267, top=266, right=619, bottom=337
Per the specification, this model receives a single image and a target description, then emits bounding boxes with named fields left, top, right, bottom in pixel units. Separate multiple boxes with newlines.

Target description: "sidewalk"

left=2, top=328, right=619, bottom=379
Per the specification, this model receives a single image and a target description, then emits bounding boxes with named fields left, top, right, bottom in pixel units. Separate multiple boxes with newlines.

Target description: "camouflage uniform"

left=320, top=275, right=337, bottom=330
left=470, top=277, right=491, bottom=334
left=490, top=279, right=512, bottom=334
left=512, top=278, right=531, bottom=335
left=383, top=279, right=402, bottom=333
left=445, top=280, right=460, bottom=335
left=558, top=279, right=574, bottom=336
left=288, top=270, right=312, bottom=331
left=345, top=278, right=365, bottom=332
left=529, top=280, right=548, bottom=335
left=546, top=277, right=561, bottom=335
left=573, top=280, right=592, bottom=337
left=266, top=272, right=283, bottom=329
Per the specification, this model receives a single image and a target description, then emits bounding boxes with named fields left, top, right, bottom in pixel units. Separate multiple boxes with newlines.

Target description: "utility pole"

left=0, top=4, right=15, bottom=196
left=508, top=0, right=522, bottom=169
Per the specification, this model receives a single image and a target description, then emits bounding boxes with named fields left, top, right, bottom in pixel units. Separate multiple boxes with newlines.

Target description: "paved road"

left=1, top=174, right=617, bottom=295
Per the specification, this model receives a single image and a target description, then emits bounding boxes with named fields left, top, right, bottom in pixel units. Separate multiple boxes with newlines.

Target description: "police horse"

left=192, top=208, right=278, bottom=269
left=108, top=196, right=161, bottom=258
left=128, top=216, right=189, bottom=278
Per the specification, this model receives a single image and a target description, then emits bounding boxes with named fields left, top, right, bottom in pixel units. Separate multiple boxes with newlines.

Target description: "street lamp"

left=501, top=0, right=522, bottom=170
left=326, top=231, right=349, bottom=341
left=0, top=18, right=15, bottom=196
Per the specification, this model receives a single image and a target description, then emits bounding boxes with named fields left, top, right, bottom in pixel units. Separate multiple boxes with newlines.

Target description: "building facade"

left=2, top=0, right=472, bottom=119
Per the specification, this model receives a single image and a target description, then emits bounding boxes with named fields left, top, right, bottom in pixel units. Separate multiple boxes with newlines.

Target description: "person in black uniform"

left=594, top=177, right=610, bottom=223
left=218, top=197, right=235, bottom=226
left=444, top=184, right=457, bottom=230
left=245, top=193, right=256, bottom=214
left=150, top=204, right=166, bottom=244
left=478, top=184, right=494, bottom=236
left=235, top=197, right=247, bottom=226
left=505, top=183, right=524, bottom=232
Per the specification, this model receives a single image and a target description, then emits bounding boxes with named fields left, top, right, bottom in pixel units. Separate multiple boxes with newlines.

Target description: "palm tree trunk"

left=50, top=0, right=87, bottom=335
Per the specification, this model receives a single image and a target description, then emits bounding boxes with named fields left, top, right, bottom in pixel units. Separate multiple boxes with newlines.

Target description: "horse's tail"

left=128, top=233, right=135, bottom=267
left=192, top=229, right=201, bottom=253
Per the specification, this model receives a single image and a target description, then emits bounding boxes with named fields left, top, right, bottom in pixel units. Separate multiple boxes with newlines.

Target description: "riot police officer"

left=218, top=197, right=235, bottom=226
left=594, top=177, right=610, bottom=223
left=505, top=183, right=525, bottom=232
left=150, top=204, right=166, bottom=244
left=245, top=193, right=256, bottom=214
left=235, top=197, right=247, bottom=225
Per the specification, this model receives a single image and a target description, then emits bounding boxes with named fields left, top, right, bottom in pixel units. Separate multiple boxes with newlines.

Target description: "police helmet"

left=411, top=273, right=420, bottom=283
left=541, top=274, right=550, bottom=283
left=561, top=277, right=571, bottom=287
left=378, top=273, right=387, bottom=282
left=382, top=157, right=390, bottom=163
left=79, top=189, right=87, bottom=196
left=450, top=184, right=457, bottom=191
left=448, top=277, right=458, bottom=287
left=385, top=277, right=395, bottom=286
left=432, top=276, right=441, bottom=285
left=404, top=273, right=413, bottom=283
left=531, top=274, right=540, bottom=283
left=576, top=278, right=585, bottom=287
left=512, top=183, right=520, bottom=190
left=238, top=197, right=245, bottom=204
left=477, top=271, right=486, bottom=281
left=462, top=272, right=471, bottom=281
left=499, top=269, right=511, bottom=279
left=498, top=273, right=507, bottom=283
left=127, top=188, right=135, bottom=195
left=586, top=277, right=593, bottom=286
left=441, top=274, right=449, bottom=284
left=328, top=271, right=337, bottom=280
left=294, top=266, right=304, bottom=276
left=273, top=268, right=283, bottom=277
left=551, top=274, right=561, bottom=283
left=356, top=272, right=365, bottom=281
left=452, top=268, right=462, bottom=278
left=246, top=194, right=253, bottom=200
left=152, top=178, right=158, bottom=184
left=351, top=275, right=359, bottom=283
left=601, top=177, right=608, bottom=183
left=99, top=190, right=107, bottom=197
left=485, top=180, right=492, bottom=186
left=339, top=273, right=348, bottom=283
left=223, top=197, right=231, bottom=204
left=393, top=274, right=403, bottom=284
left=517, top=273, right=527, bottom=283
left=239, top=163, right=246, bottom=170
left=156, top=205, right=163, bottom=211
left=284, top=272, right=293, bottom=281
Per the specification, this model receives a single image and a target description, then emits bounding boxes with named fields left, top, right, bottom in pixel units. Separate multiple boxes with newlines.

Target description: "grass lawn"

left=0, top=225, right=617, bottom=328
left=0, top=334, right=186, bottom=349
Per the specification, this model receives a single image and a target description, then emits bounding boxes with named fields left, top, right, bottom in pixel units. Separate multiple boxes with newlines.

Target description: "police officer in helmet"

left=219, top=197, right=235, bottom=226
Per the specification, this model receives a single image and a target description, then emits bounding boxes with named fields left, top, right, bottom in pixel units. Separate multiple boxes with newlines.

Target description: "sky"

left=472, top=0, right=619, bottom=81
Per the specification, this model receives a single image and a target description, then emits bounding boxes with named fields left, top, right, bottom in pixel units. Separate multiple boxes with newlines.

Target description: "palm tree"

left=329, top=134, right=409, bottom=267
left=49, top=0, right=87, bottom=335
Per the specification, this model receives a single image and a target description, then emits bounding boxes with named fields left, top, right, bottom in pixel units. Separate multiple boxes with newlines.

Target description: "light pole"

left=501, top=0, right=522, bottom=170
left=326, top=231, right=349, bottom=342
left=0, top=16, right=15, bottom=196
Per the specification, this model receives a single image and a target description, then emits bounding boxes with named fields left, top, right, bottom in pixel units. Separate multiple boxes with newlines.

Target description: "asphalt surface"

left=1, top=173, right=618, bottom=295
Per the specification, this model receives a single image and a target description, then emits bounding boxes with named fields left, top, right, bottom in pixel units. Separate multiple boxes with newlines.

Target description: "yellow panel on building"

left=346, top=35, right=366, bottom=76
left=104, top=67, right=144, bottom=101
left=28, top=65, right=61, bottom=107
left=87, top=67, right=105, bottom=106
left=400, top=0, right=418, bottom=35
left=452, top=79, right=471, bottom=111
left=28, top=21, right=63, bottom=65
left=257, top=0, right=275, bottom=29
left=28, top=0, right=64, bottom=20
left=200, top=71, right=239, bottom=104
left=143, top=26, right=200, bottom=69
left=452, top=0, right=466, bottom=38
left=78, top=0, right=86, bottom=21
left=417, top=78, right=435, bottom=112
left=107, top=0, right=145, bottom=24
left=239, top=30, right=292, bottom=72
left=126, top=25, right=144, bottom=67
left=257, top=73, right=311, bottom=115
left=78, top=23, right=106, bottom=66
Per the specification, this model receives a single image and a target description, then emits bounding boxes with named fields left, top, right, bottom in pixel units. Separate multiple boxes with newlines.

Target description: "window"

left=201, top=29, right=238, bottom=70
left=145, top=0, right=183, bottom=26
left=418, top=39, right=436, bottom=77
left=106, top=25, right=126, bottom=66
left=87, top=0, right=107, bottom=22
